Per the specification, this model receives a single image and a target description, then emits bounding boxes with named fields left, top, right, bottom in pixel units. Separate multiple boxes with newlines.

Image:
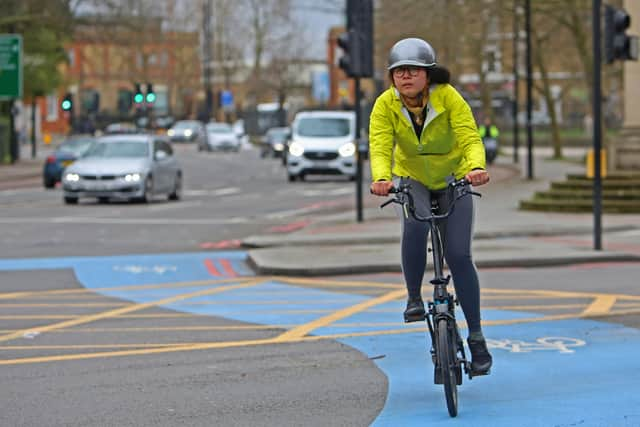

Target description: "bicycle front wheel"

left=437, top=318, right=458, bottom=417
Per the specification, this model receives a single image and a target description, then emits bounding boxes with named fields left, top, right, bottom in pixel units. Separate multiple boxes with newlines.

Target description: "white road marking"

left=185, top=187, right=241, bottom=197
left=148, top=200, right=202, bottom=211
left=0, top=217, right=250, bottom=225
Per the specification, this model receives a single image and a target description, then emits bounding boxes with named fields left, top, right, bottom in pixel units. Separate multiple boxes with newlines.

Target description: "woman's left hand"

left=465, top=169, right=490, bottom=186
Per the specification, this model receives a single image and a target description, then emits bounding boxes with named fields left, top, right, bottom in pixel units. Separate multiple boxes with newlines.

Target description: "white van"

left=286, top=110, right=356, bottom=182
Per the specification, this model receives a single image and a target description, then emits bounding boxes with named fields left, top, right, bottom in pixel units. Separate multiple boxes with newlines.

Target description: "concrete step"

left=551, top=179, right=640, bottom=191
left=534, top=188, right=640, bottom=200
left=519, top=198, right=640, bottom=213
left=566, top=172, right=640, bottom=181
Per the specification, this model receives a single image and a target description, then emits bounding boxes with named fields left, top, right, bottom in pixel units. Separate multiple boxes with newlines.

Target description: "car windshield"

left=206, top=123, right=233, bottom=133
left=296, top=118, right=350, bottom=137
left=84, top=141, right=149, bottom=158
left=173, top=121, right=199, bottom=129
left=59, top=139, right=94, bottom=156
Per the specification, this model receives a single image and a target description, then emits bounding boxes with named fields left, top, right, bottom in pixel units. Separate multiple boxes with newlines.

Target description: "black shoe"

left=467, top=337, right=492, bottom=376
left=403, top=298, right=425, bottom=322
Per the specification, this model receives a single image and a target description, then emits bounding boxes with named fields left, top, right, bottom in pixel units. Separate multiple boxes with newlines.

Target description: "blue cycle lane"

left=1, top=252, right=640, bottom=426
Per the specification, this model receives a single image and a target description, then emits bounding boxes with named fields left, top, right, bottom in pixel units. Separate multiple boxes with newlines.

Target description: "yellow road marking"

left=0, top=303, right=126, bottom=308
left=0, top=343, right=204, bottom=350
left=581, top=295, right=618, bottom=316
left=0, top=292, right=34, bottom=300
left=278, top=276, right=401, bottom=289
left=274, top=289, right=406, bottom=341
left=0, top=279, right=263, bottom=344
left=0, top=276, right=256, bottom=300
left=0, top=313, right=202, bottom=320
left=0, top=325, right=289, bottom=334
left=5, top=306, right=640, bottom=366
left=0, top=338, right=280, bottom=365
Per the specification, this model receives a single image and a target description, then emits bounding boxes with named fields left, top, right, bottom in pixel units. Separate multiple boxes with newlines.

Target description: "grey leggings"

left=395, top=177, right=482, bottom=333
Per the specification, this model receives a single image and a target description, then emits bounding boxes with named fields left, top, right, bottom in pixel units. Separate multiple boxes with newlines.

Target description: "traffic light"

left=337, top=0, right=374, bottom=78
left=604, top=5, right=639, bottom=64
left=337, top=30, right=360, bottom=78
left=145, top=83, right=156, bottom=104
left=61, top=93, right=73, bottom=111
left=133, top=83, right=144, bottom=105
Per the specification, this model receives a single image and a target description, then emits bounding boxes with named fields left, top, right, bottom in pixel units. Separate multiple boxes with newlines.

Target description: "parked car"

left=260, top=126, right=290, bottom=158
left=286, top=111, right=356, bottom=182
left=61, top=135, right=182, bottom=204
left=104, top=122, right=139, bottom=135
left=202, top=122, right=241, bottom=151
left=42, top=136, right=96, bottom=188
left=167, top=120, right=206, bottom=145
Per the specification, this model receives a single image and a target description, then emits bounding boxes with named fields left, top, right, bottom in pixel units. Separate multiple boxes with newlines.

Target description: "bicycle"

left=379, top=177, right=482, bottom=417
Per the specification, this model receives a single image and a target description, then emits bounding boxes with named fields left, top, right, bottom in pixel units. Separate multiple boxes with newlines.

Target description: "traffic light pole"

left=355, top=77, right=363, bottom=223
left=525, top=0, right=534, bottom=180
left=592, top=0, right=603, bottom=250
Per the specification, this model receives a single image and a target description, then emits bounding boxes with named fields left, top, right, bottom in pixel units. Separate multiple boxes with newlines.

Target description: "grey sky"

left=291, top=0, right=345, bottom=59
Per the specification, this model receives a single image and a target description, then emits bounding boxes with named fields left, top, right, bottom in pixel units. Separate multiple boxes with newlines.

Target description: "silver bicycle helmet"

left=387, top=38, right=437, bottom=70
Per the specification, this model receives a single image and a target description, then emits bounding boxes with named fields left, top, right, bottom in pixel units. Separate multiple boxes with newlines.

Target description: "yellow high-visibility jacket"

left=369, top=84, right=486, bottom=190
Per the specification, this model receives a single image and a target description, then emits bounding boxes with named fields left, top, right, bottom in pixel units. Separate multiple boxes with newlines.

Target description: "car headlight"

left=64, top=173, right=80, bottom=182
left=167, top=129, right=175, bottom=136
left=184, top=129, right=193, bottom=137
left=274, top=143, right=284, bottom=151
left=288, top=141, right=305, bottom=157
left=124, top=173, right=142, bottom=182
left=338, top=142, right=356, bottom=157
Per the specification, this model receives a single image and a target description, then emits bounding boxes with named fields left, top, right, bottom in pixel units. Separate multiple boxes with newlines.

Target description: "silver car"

left=62, top=135, right=182, bottom=204
left=203, top=122, right=241, bottom=151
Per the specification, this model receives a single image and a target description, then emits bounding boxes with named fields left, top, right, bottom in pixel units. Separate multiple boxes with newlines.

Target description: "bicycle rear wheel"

left=437, top=318, right=458, bottom=417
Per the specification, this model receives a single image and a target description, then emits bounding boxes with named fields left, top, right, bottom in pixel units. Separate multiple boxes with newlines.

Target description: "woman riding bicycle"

left=369, top=37, right=492, bottom=375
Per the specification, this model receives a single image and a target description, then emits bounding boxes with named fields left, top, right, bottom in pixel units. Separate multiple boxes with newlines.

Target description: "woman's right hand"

left=370, top=180, right=394, bottom=196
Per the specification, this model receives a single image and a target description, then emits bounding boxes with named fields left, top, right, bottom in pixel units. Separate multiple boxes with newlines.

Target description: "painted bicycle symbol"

left=486, top=337, right=586, bottom=354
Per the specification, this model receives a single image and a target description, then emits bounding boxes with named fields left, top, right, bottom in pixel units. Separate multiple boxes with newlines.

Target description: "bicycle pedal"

left=403, top=313, right=426, bottom=323
left=469, top=368, right=491, bottom=378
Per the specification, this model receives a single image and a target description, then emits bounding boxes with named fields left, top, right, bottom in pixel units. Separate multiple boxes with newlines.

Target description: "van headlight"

left=338, top=142, right=356, bottom=157
left=64, top=173, right=80, bottom=182
left=289, top=141, right=305, bottom=157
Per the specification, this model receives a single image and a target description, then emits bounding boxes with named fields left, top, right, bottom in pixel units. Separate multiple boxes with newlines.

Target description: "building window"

left=46, top=94, right=58, bottom=121
left=67, top=49, right=75, bottom=67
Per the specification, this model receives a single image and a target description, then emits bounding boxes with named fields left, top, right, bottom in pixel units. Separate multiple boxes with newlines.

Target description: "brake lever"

left=380, top=198, right=396, bottom=209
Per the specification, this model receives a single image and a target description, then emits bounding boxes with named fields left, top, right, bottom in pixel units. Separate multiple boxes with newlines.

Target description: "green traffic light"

left=145, top=92, right=156, bottom=103
left=134, top=93, right=144, bottom=103
left=61, top=100, right=72, bottom=110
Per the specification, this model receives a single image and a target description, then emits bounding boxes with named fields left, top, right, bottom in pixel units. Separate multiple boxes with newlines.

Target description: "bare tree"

left=240, top=0, right=293, bottom=104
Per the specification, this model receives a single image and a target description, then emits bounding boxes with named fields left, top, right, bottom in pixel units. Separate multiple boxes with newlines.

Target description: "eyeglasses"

left=392, top=66, right=422, bottom=77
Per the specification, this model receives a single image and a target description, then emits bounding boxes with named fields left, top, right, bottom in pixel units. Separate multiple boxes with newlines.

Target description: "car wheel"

left=136, top=176, right=153, bottom=203
left=288, top=174, right=296, bottom=182
left=64, top=196, right=78, bottom=205
left=97, top=197, right=110, bottom=203
left=168, top=173, right=182, bottom=201
left=43, top=176, right=56, bottom=189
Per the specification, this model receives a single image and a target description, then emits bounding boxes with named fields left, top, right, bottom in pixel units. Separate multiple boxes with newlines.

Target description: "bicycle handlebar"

left=379, top=178, right=481, bottom=222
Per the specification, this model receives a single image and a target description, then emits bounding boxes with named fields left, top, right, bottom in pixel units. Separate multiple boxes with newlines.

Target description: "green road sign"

left=0, top=34, right=23, bottom=99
